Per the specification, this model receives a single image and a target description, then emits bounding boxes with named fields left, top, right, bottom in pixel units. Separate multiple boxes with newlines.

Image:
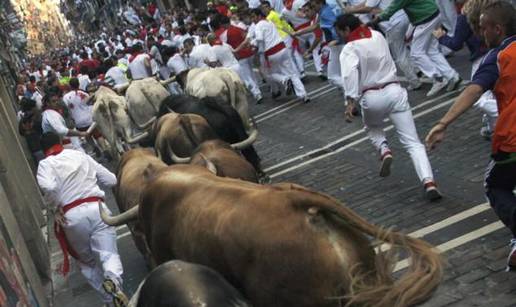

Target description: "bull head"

left=166, top=124, right=258, bottom=164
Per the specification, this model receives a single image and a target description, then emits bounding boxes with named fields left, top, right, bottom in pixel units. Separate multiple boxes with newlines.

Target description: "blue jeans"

left=485, top=158, right=516, bottom=237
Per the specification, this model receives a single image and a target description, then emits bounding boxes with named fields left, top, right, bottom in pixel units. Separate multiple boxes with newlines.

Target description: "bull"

left=127, top=260, right=251, bottom=307
left=158, top=95, right=263, bottom=176
left=101, top=165, right=442, bottom=307
left=152, top=113, right=218, bottom=165
left=114, top=148, right=167, bottom=264
left=180, top=139, right=259, bottom=183
left=91, top=86, right=149, bottom=160
left=171, top=67, right=250, bottom=130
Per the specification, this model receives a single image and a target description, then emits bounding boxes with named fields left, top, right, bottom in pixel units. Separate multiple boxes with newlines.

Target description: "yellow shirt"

left=266, top=11, right=293, bottom=39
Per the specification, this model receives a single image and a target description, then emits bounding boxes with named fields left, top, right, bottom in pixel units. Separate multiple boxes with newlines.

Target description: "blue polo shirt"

left=472, top=35, right=516, bottom=92
left=319, top=4, right=338, bottom=41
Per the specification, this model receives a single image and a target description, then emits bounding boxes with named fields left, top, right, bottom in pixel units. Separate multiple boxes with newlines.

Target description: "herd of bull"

left=88, top=67, right=444, bottom=306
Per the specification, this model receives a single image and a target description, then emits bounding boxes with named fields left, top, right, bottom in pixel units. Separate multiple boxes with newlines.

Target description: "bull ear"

left=143, top=163, right=161, bottom=182
left=199, top=154, right=217, bottom=175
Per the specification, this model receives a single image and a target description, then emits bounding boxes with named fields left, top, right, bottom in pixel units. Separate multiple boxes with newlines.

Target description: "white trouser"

left=64, top=201, right=123, bottom=303
left=327, top=44, right=343, bottom=88
left=360, top=83, right=434, bottom=182
left=410, top=14, right=457, bottom=80
left=264, top=48, right=307, bottom=98
left=385, top=18, right=419, bottom=86
left=238, top=57, right=262, bottom=99
left=284, top=36, right=304, bottom=76
left=435, top=0, right=457, bottom=33
left=471, top=56, right=498, bottom=131
left=307, top=35, right=324, bottom=74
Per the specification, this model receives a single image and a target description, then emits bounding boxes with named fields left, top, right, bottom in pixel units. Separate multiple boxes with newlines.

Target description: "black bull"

left=158, top=95, right=262, bottom=172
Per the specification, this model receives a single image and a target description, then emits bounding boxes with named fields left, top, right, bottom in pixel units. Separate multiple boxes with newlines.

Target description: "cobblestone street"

left=53, top=49, right=516, bottom=306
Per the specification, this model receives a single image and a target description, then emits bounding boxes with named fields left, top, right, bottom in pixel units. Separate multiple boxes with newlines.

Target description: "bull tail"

left=290, top=186, right=442, bottom=307
left=179, top=115, right=200, bottom=148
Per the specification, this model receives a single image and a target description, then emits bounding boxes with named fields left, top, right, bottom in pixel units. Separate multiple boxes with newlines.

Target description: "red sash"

left=264, top=42, right=286, bottom=67
left=54, top=196, right=103, bottom=276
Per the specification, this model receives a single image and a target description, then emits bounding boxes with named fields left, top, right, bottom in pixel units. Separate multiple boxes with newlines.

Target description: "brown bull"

left=114, top=148, right=167, bottom=263
left=184, top=139, right=259, bottom=183
left=101, top=165, right=442, bottom=307
left=153, top=113, right=218, bottom=165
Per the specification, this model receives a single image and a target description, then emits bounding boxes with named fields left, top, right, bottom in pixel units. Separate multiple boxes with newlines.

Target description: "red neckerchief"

left=129, top=51, right=141, bottom=63
left=44, top=144, right=64, bottom=157
left=347, top=25, right=372, bottom=42
left=210, top=38, right=223, bottom=46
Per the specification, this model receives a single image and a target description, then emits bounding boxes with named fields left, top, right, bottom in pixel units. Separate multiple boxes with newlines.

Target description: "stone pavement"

left=51, top=49, right=516, bottom=306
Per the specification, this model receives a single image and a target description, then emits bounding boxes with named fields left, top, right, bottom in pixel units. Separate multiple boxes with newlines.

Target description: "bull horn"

left=126, top=131, right=149, bottom=144
left=86, top=122, right=97, bottom=135
left=160, top=76, right=176, bottom=86
left=133, top=116, right=157, bottom=130
left=169, top=149, right=191, bottom=164
left=114, top=82, right=131, bottom=93
left=99, top=201, right=139, bottom=226
left=231, top=125, right=258, bottom=150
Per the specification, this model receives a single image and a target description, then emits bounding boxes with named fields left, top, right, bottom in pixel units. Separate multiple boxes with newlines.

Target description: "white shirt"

left=253, top=19, right=283, bottom=52
left=247, top=0, right=261, bottom=8
left=167, top=54, right=189, bottom=75
left=211, top=43, right=239, bottom=68
left=77, top=74, right=91, bottom=91
left=37, top=149, right=116, bottom=208
left=188, top=44, right=216, bottom=68
left=281, top=7, right=310, bottom=29
left=364, top=0, right=407, bottom=32
left=129, top=53, right=152, bottom=79
left=339, top=30, right=398, bottom=100
left=42, top=109, right=69, bottom=137
left=105, top=66, right=129, bottom=87
left=62, top=90, right=93, bottom=129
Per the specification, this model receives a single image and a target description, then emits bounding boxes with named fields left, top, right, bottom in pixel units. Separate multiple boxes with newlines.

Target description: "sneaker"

left=407, top=80, right=422, bottom=91
left=102, top=278, right=128, bottom=307
left=318, top=73, right=328, bottom=81
left=285, top=79, right=294, bottom=96
left=379, top=149, right=393, bottom=177
left=423, top=180, right=442, bottom=201
left=256, top=96, right=264, bottom=105
left=506, top=239, right=516, bottom=272
left=426, top=78, right=447, bottom=97
left=480, top=126, right=492, bottom=140
left=303, top=97, right=311, bottom=104
left=446, top=74, right=462, bottom=92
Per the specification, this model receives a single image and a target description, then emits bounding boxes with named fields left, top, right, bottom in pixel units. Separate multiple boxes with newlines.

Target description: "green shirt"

left=379, top=0, right=439, bottom=25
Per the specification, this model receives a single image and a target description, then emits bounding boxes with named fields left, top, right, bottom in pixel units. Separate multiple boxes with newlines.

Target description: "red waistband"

left=265, top=42, right=286, bottom=57
left=363, top=81, right=399, bottom=93
left=63, top=196, right=103, bottom=214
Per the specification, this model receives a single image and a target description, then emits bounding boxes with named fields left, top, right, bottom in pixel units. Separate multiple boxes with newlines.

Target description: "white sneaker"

left=506, top=239, right=516, bottom=272
left=379, top=143, right=393, bottom=177
left=446, top=74, right=462, bottom=91
left=426, top=79, right=447, bottom=97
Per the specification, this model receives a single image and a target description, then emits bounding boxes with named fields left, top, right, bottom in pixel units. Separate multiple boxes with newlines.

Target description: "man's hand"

left=432, top=27, right=446, bottom=39
left=345, top=99, right=356, bottom=122
left=54, top=207, right=68, bottom=227
left=303, top=50, right=312, bottom=59
left=425, top=123, right=447, bottom=150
